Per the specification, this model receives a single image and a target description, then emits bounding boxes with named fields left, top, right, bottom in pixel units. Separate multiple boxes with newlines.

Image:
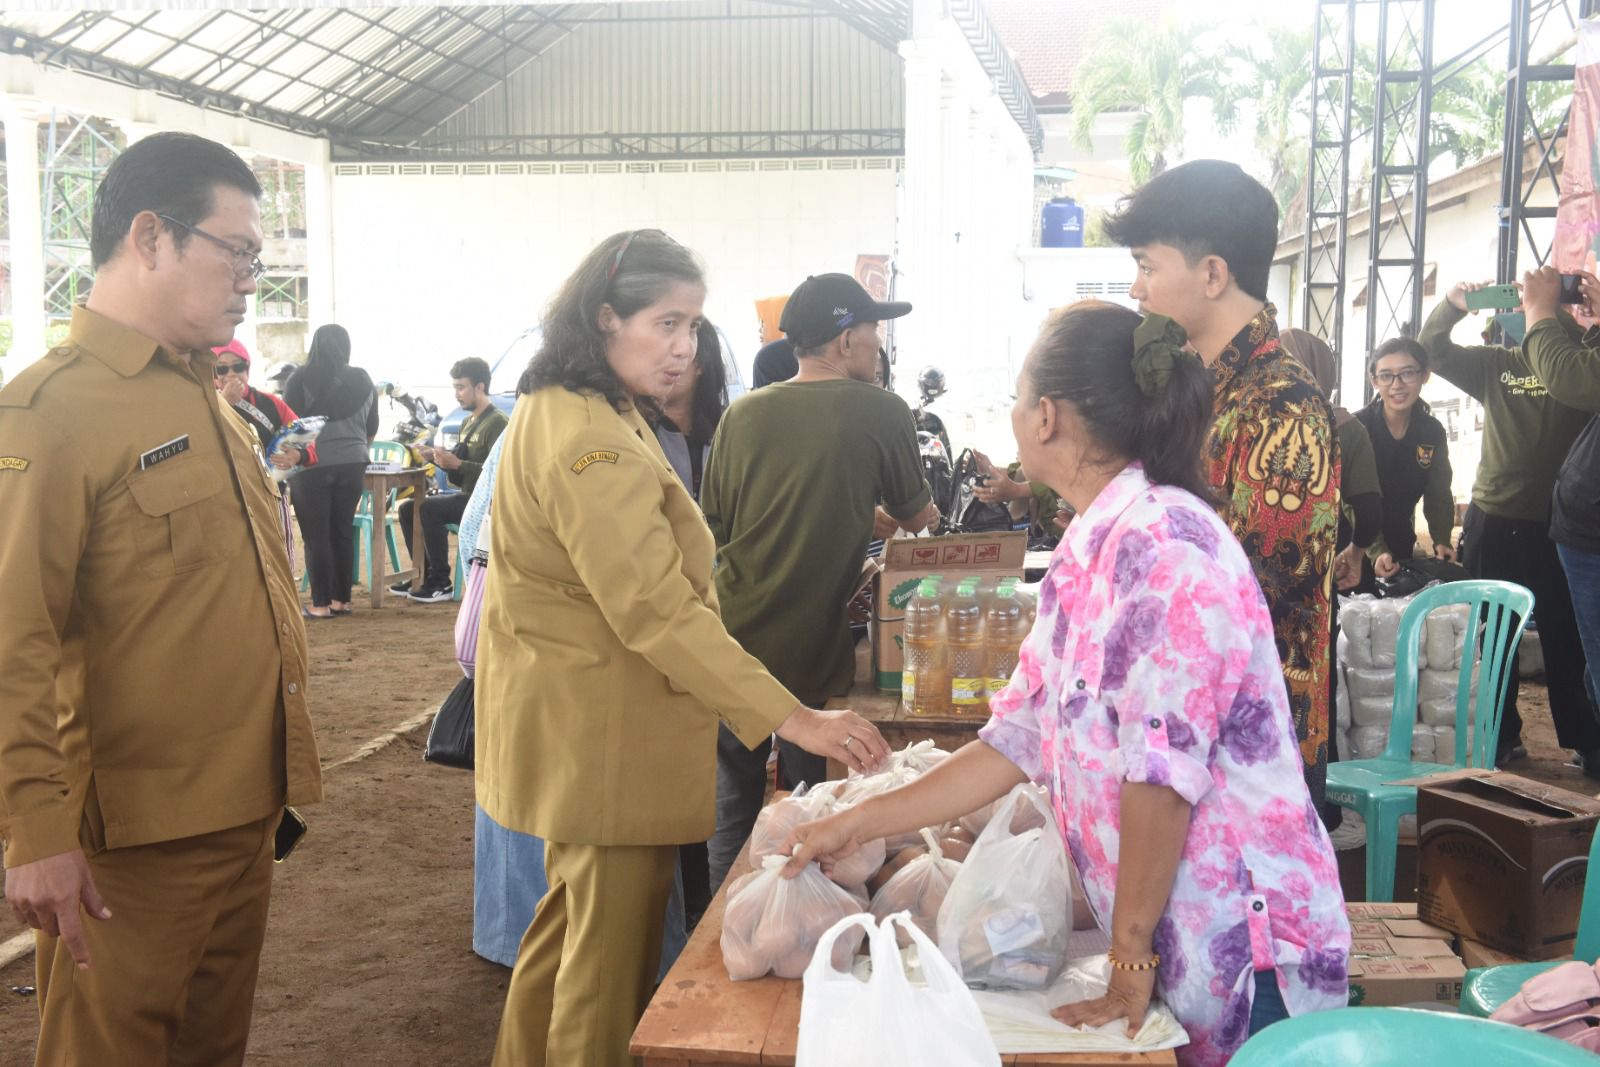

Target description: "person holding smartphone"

left=1420, top=278, right=1600, bottom=771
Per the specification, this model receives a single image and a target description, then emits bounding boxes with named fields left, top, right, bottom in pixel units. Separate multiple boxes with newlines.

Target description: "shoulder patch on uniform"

left=1416, top=444, right=1435, bottom=469
left=570, top=449, right=620, bottom=474
left=0, top=456, right=29, bottom=472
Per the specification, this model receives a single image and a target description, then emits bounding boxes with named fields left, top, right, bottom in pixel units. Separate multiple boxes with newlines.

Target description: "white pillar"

left=3, top=99, right=45, bottom=375
left=303, top=139, right=334, bottom=327
left=897, top=42, right=943, bottom=376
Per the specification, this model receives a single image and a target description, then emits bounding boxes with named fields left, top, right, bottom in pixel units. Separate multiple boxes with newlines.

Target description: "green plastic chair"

left=1326, top=580, right=1535, bottom=902
left=1230, top=1006, right=1600, bottom=1065
left=444, top=522, right=465, bottom=600
left=1460, top=824, right=1600, bottom=1017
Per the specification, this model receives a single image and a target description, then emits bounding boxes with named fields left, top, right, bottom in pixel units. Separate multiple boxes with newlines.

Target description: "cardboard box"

left=1416, top=770, right=1600, bottom=960
left=1335, top=829, right=1418, bottom=903
left=871, top=531, right=1028, bottom=693
left=1459, top=939, right=1530, bottom=970
left=1345, top=902, right=1466, bottom=1007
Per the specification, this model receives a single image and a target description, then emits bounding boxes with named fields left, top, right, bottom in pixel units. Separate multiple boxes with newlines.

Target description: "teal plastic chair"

left=444, top=522, right=465, bottom=600
left=1326, top=580, right=1535, bottom=902
left=1460, top=824, right=1600, bottom=1017
left=1231, top=1006, right=1600, bottom=1066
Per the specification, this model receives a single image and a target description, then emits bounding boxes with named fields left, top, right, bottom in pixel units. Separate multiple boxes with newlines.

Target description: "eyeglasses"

left=1374, top=368, right=1422, bottom=386
left=157, top=214, right=265, bottom=280
left=214, top=361, right=249, bottom=377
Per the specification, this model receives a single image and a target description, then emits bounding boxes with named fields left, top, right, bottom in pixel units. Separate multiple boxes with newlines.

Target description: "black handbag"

left=424, top=675, right=475, bottom=770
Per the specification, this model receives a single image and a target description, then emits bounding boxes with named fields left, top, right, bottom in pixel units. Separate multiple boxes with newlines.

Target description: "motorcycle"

left=378, top=382, right=441, bottom=501
left=911, top=366, right=1011, bottom=535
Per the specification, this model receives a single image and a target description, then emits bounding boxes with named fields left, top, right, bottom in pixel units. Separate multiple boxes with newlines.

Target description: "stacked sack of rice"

left=1336, top=593, right=1476, bottom=764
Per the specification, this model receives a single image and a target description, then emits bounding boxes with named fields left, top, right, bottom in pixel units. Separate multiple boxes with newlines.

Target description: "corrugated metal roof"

left=0, top=2, right=914, bottom=158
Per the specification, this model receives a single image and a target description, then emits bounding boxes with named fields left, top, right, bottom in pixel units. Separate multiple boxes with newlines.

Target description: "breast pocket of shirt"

left=124, top=458, right=232, bottom=578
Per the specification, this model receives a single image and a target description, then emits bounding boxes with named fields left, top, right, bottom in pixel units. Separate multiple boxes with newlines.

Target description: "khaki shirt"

left=0, top=307, right=321, bottom=868
left=476, top=388, right=795, bottom=846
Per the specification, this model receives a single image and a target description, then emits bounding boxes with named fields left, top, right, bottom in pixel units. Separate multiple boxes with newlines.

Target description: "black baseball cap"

left=779, top=273, right=912, bottom=350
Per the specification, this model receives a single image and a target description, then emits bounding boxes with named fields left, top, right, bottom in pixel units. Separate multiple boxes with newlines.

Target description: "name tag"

left=139, top=434, right=191, bottom=470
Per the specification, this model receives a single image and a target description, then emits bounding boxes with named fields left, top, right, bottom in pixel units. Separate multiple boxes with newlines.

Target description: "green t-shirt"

left=702, top=379, right=931, bottom=706
left=1420, top=301, right=1591, bottom=521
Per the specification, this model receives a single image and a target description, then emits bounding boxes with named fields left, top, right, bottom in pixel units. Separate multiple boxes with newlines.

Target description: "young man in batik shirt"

left=1105, top=160, right=1341, bottom=811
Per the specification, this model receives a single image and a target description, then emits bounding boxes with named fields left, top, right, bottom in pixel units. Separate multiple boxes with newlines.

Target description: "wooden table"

left=362, top=467, right=428, bottom=609
left=631, top=830, right=1176, bottom=1066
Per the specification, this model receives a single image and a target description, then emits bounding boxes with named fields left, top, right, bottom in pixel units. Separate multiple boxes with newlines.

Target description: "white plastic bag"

left=938, top=783, right=1071, bottom=990
left=797, top=912, right=1000, bottom=1067
left=870, top=829, right=961, bottom=943
left=721, top=855, right=865, bottom=981
left=1370, top=600, right=1407, bottom=669
left=1350, top=695, right=1395, bottom=727
left=1345, top=667, right=1398, bottom=702
left=1348, top=724, right=1390, bottom=759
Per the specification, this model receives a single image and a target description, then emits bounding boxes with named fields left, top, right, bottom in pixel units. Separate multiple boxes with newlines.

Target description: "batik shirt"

left=1206, top=304, right=1339, bottom=807
left=978, top=464, right=1350, bottom=1066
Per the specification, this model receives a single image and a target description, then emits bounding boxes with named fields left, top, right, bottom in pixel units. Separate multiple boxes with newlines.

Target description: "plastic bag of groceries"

left=937, top=783, right=1071, bottom=990
left=750, top=785, right=834, bottom=864
left=751, top=787, right=886, bottom=893
left=722, top=855, right=867, bottom=981
left=871, top=828, right=962, bottom=944
left=797, top=912, right=1000, bottom=1067
left=264, top=416, right=326, bottom=484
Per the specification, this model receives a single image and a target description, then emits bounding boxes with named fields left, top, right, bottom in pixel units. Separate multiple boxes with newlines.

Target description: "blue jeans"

left=1557, top=543, right=1600, bottom=713
left=1248, top=969, right=1289, bottom=1035
left=472, top=805, right=687, bottom=980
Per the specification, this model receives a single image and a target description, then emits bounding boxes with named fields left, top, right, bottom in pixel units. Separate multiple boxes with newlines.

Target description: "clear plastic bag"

left=937, top=783, right=1072, bottom=990
left=749, top=785, right=834, bottom=865
left=721, top=855, right=866, bottom=981
left=870, top=828, right=962, bottom=944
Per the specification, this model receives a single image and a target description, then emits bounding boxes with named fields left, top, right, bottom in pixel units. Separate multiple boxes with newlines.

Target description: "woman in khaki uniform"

left=478, top=230, right=889, bottom=1067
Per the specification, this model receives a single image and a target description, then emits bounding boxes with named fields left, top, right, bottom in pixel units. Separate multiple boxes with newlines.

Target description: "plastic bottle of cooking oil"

left=903, top=577, right=949, bottom=716
left=947, top=578, right=986, bottom=714
left=984, top=580, right=1027, bottom=699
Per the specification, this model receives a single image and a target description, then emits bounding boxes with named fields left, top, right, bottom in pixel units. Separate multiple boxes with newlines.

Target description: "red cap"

left=212, top=339, right=250, bottom=364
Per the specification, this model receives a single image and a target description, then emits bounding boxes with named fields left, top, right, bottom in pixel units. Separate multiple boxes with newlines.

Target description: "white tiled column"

left=3, top=99, right=45, bottom=374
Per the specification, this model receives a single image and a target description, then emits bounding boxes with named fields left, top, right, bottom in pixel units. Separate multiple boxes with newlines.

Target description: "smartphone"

left=274, top=806, right=306, bottom=863
left=1560, top=273, right=1586, bottom=304
left=1463, top=284, right=1522, bottom=311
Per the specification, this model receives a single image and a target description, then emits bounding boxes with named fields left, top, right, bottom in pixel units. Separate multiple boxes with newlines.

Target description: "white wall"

left=328, top=159, right=898, bottom=403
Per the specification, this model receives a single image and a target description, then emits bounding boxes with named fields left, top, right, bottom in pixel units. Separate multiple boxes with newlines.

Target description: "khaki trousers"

left=492, top=839, right=676, bottom=1067
left=32, top=815, right=277, bottom=1067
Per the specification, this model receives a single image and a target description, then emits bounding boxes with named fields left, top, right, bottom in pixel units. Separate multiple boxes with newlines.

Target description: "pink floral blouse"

left=979, top=464, right=1349, bottom=1066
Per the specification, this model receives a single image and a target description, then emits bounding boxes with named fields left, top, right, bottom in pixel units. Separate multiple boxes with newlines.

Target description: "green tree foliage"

left=1069, top=12, right=1240, bottom=183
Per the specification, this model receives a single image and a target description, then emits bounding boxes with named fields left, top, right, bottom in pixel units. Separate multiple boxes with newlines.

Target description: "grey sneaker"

left=408, top=584, right=453, bottom=603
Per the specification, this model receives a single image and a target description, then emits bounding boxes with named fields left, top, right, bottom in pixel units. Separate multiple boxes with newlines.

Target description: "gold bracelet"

left=1108, top=948, right=1161, bottom=972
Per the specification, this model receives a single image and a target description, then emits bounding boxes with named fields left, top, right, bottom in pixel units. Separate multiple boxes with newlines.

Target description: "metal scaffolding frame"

left=1497, top=0, right=1597, bottom=281
left=1363, top=0, right=1434, bottom=364
left=39, top=110, right=119, bottom=321
left=1302, top=0, right=1358, bottom=359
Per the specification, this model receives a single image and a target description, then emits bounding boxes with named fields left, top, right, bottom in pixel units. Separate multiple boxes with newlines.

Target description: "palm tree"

left=1069, top=12, right=1239, bottom=183
left=1231, top=24, right=1316, bottom=215
left=1431, top=59, right=1571, bottom=172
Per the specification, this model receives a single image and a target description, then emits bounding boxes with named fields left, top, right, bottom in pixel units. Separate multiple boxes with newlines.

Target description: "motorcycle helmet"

left=917, top=366, right=946, bottom=403
left=263, top=361, right=298, bottom=387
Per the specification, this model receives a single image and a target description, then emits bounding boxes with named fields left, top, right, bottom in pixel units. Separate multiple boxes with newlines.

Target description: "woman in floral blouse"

left=786, top=302, right=1349, bottom=1065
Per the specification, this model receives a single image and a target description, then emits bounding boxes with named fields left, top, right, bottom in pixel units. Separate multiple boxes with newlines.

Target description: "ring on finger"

left=842, top=736, right=855, bottom=749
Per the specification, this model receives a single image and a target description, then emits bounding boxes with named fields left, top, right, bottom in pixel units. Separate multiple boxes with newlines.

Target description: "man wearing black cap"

left=701, top=273, right=938, bottom=893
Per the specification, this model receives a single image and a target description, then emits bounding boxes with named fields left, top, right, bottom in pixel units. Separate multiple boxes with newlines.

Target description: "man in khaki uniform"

left=0, top=132, right=321, bottom=1066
